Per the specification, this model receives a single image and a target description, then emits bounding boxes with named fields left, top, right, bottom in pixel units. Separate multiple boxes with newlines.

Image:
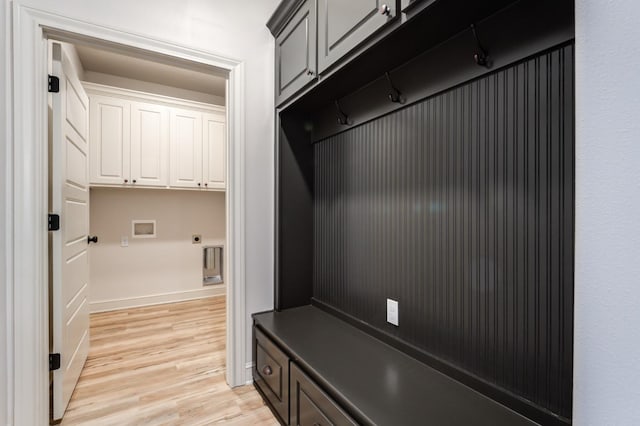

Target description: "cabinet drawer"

left=254, top=328, right=289, bottom=424
left=291, top=363, right=357, bottom=426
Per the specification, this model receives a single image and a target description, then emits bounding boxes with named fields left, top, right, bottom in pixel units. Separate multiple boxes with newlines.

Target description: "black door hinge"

left=48, top=75, right=60, bottom=93
left=49, top=353, right=61, bottom=371
left=48, top=214, right=60, bottom=231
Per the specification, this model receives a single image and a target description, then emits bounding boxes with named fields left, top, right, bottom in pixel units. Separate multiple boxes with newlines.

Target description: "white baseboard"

left=90, top=286, right=225, bottom=313
left=245, top=361, right=255, bottom=385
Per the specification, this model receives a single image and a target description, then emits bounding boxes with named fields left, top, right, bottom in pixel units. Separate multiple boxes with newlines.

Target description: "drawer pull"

left=262, top=365, right=273, bottom=376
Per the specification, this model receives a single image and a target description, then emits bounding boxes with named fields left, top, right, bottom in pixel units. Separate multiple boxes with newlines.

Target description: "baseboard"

left=90, top=286, right=225, bottom=313
left=245, top=362, right=255, bottom=385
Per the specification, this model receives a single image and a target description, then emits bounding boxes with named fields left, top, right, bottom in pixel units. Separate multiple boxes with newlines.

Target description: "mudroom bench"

left=253, top=306, right=535, bottom=426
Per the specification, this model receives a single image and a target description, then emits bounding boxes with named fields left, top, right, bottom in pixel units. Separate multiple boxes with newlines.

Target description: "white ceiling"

left=75, top=44, right=227, bottom=97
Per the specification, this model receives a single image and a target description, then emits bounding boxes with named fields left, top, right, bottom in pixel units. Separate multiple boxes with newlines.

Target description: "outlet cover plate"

left=387, top=298, right=399, bottom=326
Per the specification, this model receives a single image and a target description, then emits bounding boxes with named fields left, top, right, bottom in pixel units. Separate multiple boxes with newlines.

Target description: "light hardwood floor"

left=61, top=296, right=278, bottom=425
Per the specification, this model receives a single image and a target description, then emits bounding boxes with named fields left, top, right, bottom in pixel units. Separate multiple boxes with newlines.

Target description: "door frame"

left=9, top=4, right=248, bottom=424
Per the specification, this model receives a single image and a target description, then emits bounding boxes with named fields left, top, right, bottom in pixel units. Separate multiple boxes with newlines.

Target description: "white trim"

left=1, top=1, right=12, bottom=423
left=225, top=62, right=247, bottom=389
left=83, top=81, right=226, bottom=112
left=7, top=4, right=248, bottom=424
left=90, top=288, right=225, bottom=313
left=245, top=362, right=255, bottom=385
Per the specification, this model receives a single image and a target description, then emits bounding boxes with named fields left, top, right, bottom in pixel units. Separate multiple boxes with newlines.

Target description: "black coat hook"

left=335, top=100, right=349, bottom=125
left=384, top=72, right=404, bottom=104
left=470, top=24, right=491, bottom=68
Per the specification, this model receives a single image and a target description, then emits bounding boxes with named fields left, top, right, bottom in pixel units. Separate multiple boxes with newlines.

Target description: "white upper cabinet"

left=130, top=102, right=169, bottom=187
left=170, top=108, right=203, bottom=189
left=89, top=95, right=130, bottom=185
left=85, top=83, right=225, bottom=191
left=203, top=112, right=226, bottom=190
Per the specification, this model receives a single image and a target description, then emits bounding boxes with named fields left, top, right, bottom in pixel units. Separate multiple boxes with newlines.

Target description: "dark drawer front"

left=254, top=327, right=289, bottom=423
left=291, top=363, right=357, bottom=426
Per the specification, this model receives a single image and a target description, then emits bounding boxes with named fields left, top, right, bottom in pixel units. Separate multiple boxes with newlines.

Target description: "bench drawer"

left=254, top=327, right=289, bottom=424
left=291, top=363, right=357, bottom=426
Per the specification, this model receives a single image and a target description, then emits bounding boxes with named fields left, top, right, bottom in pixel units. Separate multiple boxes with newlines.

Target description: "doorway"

left=10, top=6, right=249, bottom=425
left=48, top=37, right=235, bottom=423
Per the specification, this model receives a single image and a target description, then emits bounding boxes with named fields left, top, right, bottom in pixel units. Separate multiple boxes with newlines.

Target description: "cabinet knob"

left=132, top=179, right=137, bottom=183
left=380, top=4, right=391, bottom=15
left=307, top=69, right=314, bottom=76
left=124, top=179, right=128, bottom=183
left=198, top=182, right=201, bottom=186
left=262, top=365, right=273, bottom=376
left=87, top=235, right=98, bottom=244
left=204, top=183, right=208, bottom=187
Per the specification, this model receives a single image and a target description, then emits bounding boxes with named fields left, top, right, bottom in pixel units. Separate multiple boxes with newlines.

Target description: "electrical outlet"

left=387, top=298, right=399, bottom=326
left=120, top=236, right=128, bottom=247
left=192, top=234, right=202, bottom=244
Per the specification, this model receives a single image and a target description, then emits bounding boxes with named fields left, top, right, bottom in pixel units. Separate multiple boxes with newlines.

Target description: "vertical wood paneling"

left=313, top=44, right=574, bottom=419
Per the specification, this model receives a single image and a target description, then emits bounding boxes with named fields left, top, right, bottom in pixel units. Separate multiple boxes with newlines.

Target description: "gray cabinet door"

left=276, top=0, right=317, bottom=106
left=318, top=0, right=397, bottom=73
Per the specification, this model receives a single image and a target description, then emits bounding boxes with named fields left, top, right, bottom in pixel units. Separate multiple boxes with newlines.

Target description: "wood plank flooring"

left=61, top=297, right=278, bottom=425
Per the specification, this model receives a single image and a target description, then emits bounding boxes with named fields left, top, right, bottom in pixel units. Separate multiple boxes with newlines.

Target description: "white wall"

left=574, top=1, right=640, bottom=424
left=1, top=0, right=278, bottom=418
left=83, top=71, right=225, bottom=106
left=89, top=188, right=225, bottom=312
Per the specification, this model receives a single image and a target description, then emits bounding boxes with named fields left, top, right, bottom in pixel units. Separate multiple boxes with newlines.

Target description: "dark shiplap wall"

left=314, top=44, right=574, bottom=418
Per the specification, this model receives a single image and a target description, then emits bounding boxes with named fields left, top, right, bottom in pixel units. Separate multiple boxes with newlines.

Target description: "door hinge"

left=48, top=75, right=60, bottom=93
left=48, top=213, right=60, bottom=231
left=49, top=353, right=61, bottom=371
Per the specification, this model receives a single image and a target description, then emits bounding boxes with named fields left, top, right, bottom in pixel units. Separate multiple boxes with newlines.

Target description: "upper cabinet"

left=85, top=84, right=225, bottom=191
left=317, top=0, right=397, bottom=73
left=269, top=0, right=400, bottom=106
left=169, top=108, right=203, bottom=189
left=130, top=102, right=169, bottom=187
left=203, top=112, right=226, bottom=190
left=275, top=0, right=317, bottom=105
left=89, top=95, right=131, bottom=185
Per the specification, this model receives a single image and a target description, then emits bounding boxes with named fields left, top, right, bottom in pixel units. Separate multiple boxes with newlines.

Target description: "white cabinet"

left=170, top=108, right=203, bottom=188
left=86, top=84, right=225, bottom=191
left=89, top=95, right=130, bottom=185
left=131, top=102, right=169, bottom=187
left=89, top=95, right=168, bottom=187
left=169, top=109, right=226, bottom=190
left=203, top=112, right=226, bottom=190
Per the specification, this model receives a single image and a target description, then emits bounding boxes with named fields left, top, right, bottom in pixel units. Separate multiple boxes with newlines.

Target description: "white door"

left=203, top=111, right=226, bottom=190
left=170, top=108, right=203, bottom=188
left=131, top=101, right=169, bottom=187
left=89, top=94, right=131, bottom=185
left=50, top=42, right=91, bottom=422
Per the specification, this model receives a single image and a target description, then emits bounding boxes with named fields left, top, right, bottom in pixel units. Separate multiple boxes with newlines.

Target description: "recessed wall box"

left=132, top=220, right=156, bottom=238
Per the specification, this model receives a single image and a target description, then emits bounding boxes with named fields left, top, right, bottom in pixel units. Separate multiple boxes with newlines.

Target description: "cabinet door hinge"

left=49, top=353, right=61, bottom=371
left=48, top=75, right=60, bottom=93
left=48, top=213, right=60, bottom=231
